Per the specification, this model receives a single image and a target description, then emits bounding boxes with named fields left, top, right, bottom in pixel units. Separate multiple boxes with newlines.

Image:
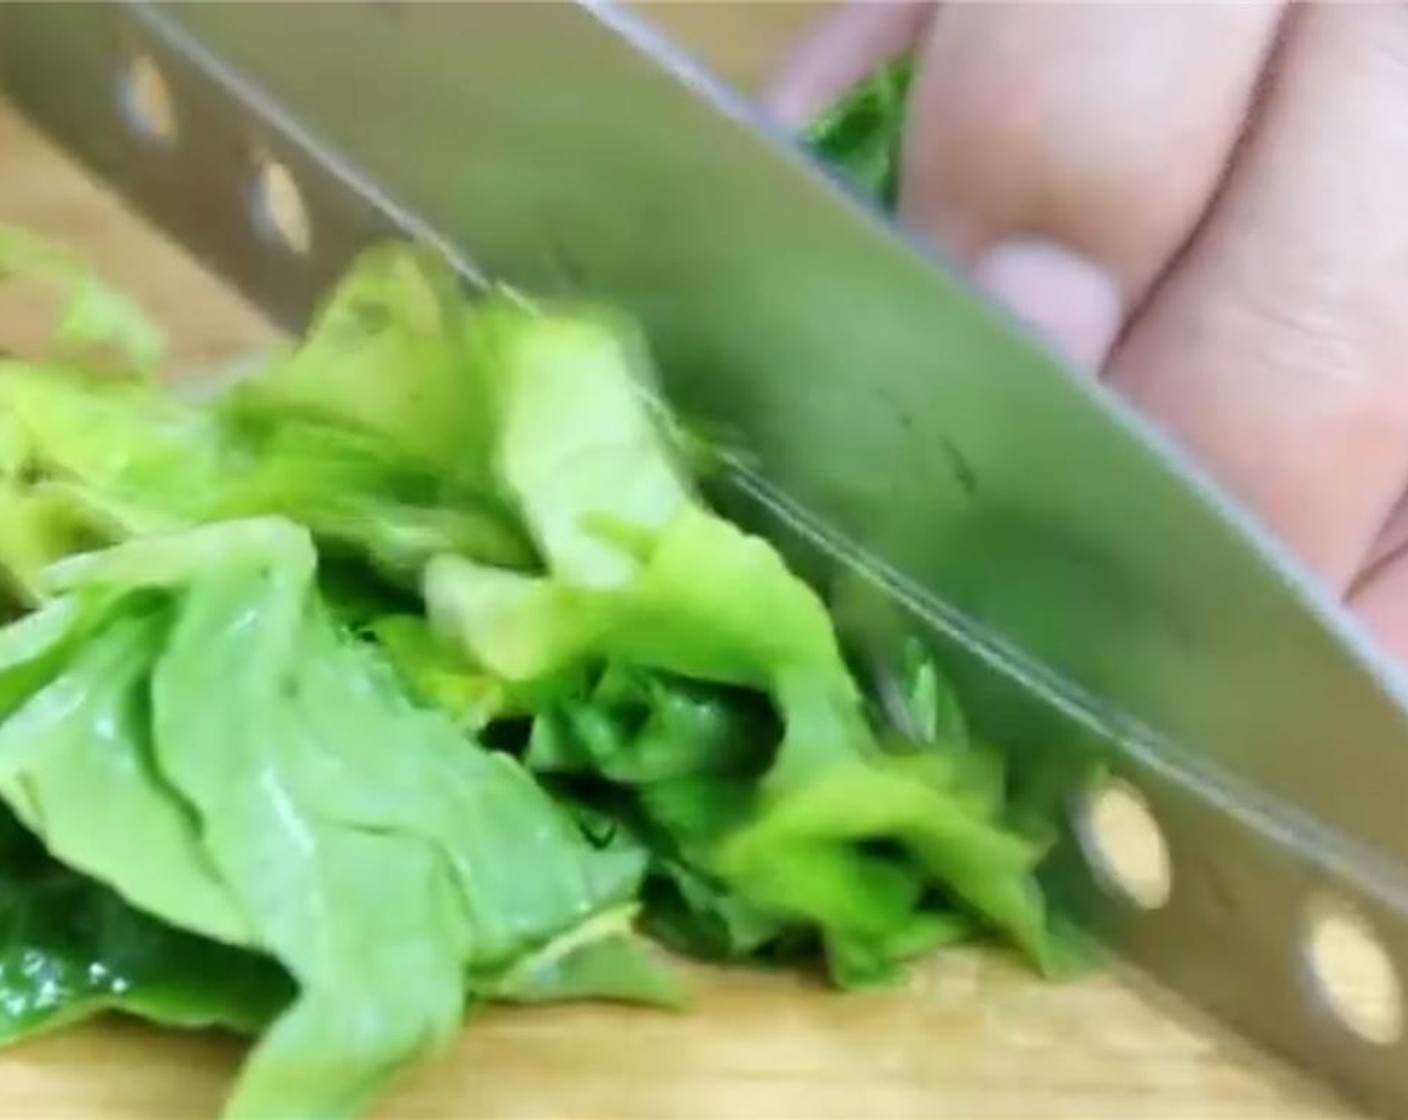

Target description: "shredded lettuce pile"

left=0, top=229, right=1069, bottom=1118
left=0, top=61, right=1072, bottom=1117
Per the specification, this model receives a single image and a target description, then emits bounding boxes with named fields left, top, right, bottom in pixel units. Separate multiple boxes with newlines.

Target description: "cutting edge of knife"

left=580, top=0, right=1408, bottom=718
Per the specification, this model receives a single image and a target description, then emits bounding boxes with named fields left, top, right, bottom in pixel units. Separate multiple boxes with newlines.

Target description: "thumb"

left=763, top=1, right=935, bottom=127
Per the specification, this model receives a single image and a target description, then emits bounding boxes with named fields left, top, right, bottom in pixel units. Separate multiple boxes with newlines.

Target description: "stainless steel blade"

left=2, top=2, right=1407, bottom=1114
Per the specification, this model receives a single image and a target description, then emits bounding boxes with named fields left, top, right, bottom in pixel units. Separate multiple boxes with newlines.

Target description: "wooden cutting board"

left=0, top=5, right=1365, bottom=1118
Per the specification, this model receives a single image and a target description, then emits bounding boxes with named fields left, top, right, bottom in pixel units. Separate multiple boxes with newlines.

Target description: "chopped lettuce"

left=469, top=299, right=689, bottom=587
left=0, top=599, right=252, bottom=946
left=0, top=244, right=534, bottom=595
left=0, top=226, right=164, bottom=373
left=208, top=409, right=535, bottom=581
left=0, top=224, right=1069, bottom=1120
left=0, top=803, right=291, bottom=1043
left=223, top=242, right=487, bottom=485
left=426, top=297, right=1060, bottom=983
left=26, top=519, right=670, bottom=1119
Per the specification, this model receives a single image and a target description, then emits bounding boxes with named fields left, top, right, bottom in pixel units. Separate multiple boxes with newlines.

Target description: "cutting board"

left=0, top=5, right=1366, bottom=1118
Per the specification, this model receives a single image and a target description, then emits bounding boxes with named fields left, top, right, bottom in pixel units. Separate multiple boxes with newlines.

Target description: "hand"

left=768, top=2, right=1408, bottom=664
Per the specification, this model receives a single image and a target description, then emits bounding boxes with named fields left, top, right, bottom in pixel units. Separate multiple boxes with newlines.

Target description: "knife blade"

left=1, top=1, right=1405, bottom=1114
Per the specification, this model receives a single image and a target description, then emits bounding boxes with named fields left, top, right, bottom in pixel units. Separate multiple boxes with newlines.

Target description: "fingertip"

left=973, top=239, right=1125, bottom=373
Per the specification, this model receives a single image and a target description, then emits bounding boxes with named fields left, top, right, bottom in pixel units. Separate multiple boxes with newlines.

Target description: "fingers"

left=769, top=2, right=1408, bottom=607
left=899, top=2, right=1283, bottom=368
left=1110, top=5, right=1408, bottom=589
left=764, top=1, right=934, bottom=126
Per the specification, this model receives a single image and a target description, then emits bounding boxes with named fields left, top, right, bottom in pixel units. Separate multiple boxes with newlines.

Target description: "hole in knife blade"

left=119, top=54, right=177, bottom=146
left=1077, top=778, right=1172, bottom=910
left=250, top=157, right=312, bottom=257
left=1303, top=895, right=1403, bottom=1047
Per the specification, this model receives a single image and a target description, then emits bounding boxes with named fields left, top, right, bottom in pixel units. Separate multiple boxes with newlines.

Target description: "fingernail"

left=973, top=239, right=1124, bottom=372
left=764, top=78, right=828, bottom=130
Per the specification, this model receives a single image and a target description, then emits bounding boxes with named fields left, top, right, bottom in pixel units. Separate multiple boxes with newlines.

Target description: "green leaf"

left=0, top=213, right=1076, bottom=1120
left=228, top=243, right=488, bottom=487
left=715, top=743, right=1050, bottom=976
left=44, top=519, right=658, bottom=1119
left=602, top=507, right=858, bottom=697
left=803, top=56, right=915, bottom=211
left=0, top=596, right=104, bottom=714
left=426, top=557, right=607, bottom=683
left=0, top=604, right=253, bottom=947
left=365, top=613, right=509, bottom=730
left=0, top=361, right=217, bottom=533
left=525, top=668, right=771, bottom=785
left=0, top=244, right=536, bottom=597
left=0, top=803, right=290, bottom=1044
left=895, top=638, right=969, bottom=747
left=209, top=409, right=535, bottom=582
left=0, top=487, right=68, bottom=604
left=0, top=226, right=164, bottom=373
left=428, top=303, right=1059, bottom=984
left=488, top=903, right=685, bottom=1010
left=469, top=296, right=690, bottom=587
left=642, top=855, right=790, bottom=963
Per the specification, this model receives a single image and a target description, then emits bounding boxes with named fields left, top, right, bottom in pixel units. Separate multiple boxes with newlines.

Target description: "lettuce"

left=0, top=226, right=163, bottom=373
left=426, top=297, right=1061, bottom=984
left=22, top=519, right=672, bottom=1119
left=0, top=803, right=290, bottom=1043
left=0, top=225, right=1066, bottom=1119
left=803, top=55, right=915, bottom=211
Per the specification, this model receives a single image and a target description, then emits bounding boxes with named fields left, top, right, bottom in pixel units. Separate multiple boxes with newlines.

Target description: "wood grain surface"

left=0, top=4, right=1369, bottom=1118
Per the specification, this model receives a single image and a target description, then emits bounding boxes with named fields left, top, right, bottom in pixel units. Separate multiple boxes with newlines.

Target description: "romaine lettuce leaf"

left=0, top=590, right=288, bottom=1042
left=469, top=298, right=689, bottom=587
left=0, top=239, right=533, bottom=595
left=0, top=804, right=290, bottom=1044
left=366, top=613, right=509, bottom=731
left=35, top=519, right=669, bottom=1119
left=0, top=227, right=1072, bottom=1120
left=0, top=488, right=95, bottom=608
left=0, top=364, right=530, bottom=602
left=525, top=666, right=770, bottom=785
left=0, top=226, right=164, bottom=373
left=488, top=902, right=684, bottom=1010
left=223, top=242, right=489, bottom=489
left=427, top=299, right=1060, bottom=984
left=0, top=602, right=252, bottom=946
left=0, top=362, right=218, bottom=533
left=209, top=408, right=534, bottom=581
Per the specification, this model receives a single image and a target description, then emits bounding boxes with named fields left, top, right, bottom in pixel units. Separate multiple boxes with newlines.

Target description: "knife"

left=0, top=2, right=1405, bottom=1114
